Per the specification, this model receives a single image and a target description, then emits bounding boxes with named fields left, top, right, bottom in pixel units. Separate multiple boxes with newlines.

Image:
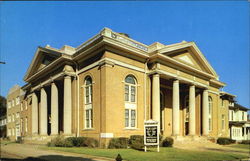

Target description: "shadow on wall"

left=1, top=155, right=95, bottom=161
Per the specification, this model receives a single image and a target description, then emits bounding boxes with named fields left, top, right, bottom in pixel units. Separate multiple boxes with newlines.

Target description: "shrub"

left=65, top=137, right=78, bottom=146
left=108, top=137, right=129, bottom=149
left=129, top=135, right=144, bottom=150
left=16, top=136, right=23, bottom=144
left=48, top=136, right=98, bottom=148
left=240, top=140, right=250, bottom=144
left=84, top=137, right=99, bottom=148
left=162, top=137, right=174, bottom=147
left=48, top=135, right=73, bottom=147
left=217, top=137, right=235, bottom=145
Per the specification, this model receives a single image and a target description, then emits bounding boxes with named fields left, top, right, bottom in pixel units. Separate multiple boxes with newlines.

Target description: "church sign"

left=144, top=120, right=160, bottom=152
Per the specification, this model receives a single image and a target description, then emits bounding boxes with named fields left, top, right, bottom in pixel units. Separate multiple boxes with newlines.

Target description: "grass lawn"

left=44, top=146, right=248, bottom=161
left=0, top=140, right=16, bottom=145
left=227, top=144, right=250, bottom=150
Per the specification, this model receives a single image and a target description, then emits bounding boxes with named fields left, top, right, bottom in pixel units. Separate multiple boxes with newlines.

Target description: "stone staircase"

left=173, top=136, right=222, bottom=150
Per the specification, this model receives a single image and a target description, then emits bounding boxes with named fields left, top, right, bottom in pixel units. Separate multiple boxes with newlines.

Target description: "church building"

left=19, top=28, right=232, bottom=146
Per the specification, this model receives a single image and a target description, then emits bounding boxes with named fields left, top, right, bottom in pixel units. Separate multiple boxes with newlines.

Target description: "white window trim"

left=124, top=76, right=137, bottom=129
left=222, top=115, right=225, bottom=131
left=84, top=77, right=93, bottom=129
left=124, top=107, right=137, bottom=129
left=124, top=83, right=137, bottom=103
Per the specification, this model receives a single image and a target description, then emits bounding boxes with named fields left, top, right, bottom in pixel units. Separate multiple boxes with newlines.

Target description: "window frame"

left=222, top=114, right=225, bottom=130
left=84, top=76, right=93, bottom=129
left=124, top=75, right=137, bottom=129
left=124, top=75, right=137, bottom=103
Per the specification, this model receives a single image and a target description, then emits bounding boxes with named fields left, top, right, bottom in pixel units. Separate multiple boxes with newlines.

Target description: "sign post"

left=144, top=120, right=160, bottom=152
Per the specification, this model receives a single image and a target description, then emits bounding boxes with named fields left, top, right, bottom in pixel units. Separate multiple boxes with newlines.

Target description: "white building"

left=229, top=103, right=250, bottom=141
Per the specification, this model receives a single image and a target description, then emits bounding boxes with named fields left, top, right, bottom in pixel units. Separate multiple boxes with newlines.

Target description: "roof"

left=234, top=103, right=249, bottom=111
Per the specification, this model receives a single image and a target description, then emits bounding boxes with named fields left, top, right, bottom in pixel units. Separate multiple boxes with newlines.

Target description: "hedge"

left=217, top=137, right=235, bottom=145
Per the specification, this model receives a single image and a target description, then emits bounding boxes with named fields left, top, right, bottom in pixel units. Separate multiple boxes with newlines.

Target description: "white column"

left=64, top=75, right=72, bottom=135
left=172, top=79, right=180, bottom=136
left=202, top=89, right=209, bottom=136
left=152, top=74, right=160, bottom=124
left=32, top=92, right=38, bottom=135
left=189, top=85, right=196, bottom=135
left=51, top=82, right=58, bottom=135
left=40, top=88, right=48, bottom=135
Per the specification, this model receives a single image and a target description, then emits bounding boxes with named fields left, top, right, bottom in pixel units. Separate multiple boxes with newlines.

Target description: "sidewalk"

left=1, top=143, right=114, bottom=161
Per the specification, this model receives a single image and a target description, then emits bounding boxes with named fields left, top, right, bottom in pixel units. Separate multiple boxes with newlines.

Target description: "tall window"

left=16, top=97, right=20, bottom=105
left=8, top=101, right=11, bottom=109
left=222, top=114, right=225, bottom=130
left=84, top=76, right=93, bottom=129
left=242, top=112, right=244, bottom=121
left=231, top=110, right=234, bottom=121
left=125, top=75, right=136, bottom=103
left=221, top=99, right=224, bottom=107
left=21, top=118, right=23, bottom=133
left=25, top=117, right=28, bottom=132
left=208, top=96, right=213, bottom=132
left=124, top=75, right=137, bottom=128
left=12, top=100, right=15, bottom=107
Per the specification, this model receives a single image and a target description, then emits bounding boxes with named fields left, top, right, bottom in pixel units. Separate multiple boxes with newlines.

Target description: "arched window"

left=125, top=75, right=136, bottom=102
left=84, top=76, right=93, bottom=129
left=124, top=75, right=137, bottom=128
left=85, top=76, right=92, bottom=104
left=208, top=96, right=213, bottom=132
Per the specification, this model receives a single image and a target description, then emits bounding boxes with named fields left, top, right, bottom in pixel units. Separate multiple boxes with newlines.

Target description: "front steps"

left=173, top=136, right=222, bottom=150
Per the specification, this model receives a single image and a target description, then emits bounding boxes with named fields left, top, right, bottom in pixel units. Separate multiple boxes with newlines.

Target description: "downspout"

left=144, top=59, right=149, bottom=121
left=73, top=60, right=80, bottom=137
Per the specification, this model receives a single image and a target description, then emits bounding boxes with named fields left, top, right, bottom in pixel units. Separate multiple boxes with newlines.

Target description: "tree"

left=0, top=96, right=6, bottom=117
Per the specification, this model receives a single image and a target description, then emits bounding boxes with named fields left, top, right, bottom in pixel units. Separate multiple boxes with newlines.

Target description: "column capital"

left=64, top=75, right=72, bottom=79
left=153, top=73, right=160, bottom=77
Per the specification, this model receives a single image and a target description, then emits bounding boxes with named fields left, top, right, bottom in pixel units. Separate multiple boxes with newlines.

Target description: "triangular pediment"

left=170, top=50, right=206, bottom=71
left=158, top=42, right=218, bottom=78
left=24, top=47, right=62, bottom=81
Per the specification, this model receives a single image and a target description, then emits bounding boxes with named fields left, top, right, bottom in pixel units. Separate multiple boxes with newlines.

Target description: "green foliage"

left=15, top=136, right=23, bottom=144
left=47, top=135, right=73, bottom=147
left=162, top=137, right=174, bottom=147
left=0, top=96, right=6, bottom=117
left=84, top=137, right=99, bottom=148
left=49, top=136, right=98, bottom=148
left=108, top=137, right=129, bottom=149
left=129, top=135, right=144, bottom=150
left=240, top=140, right=250, bottom=144
left=217, top=137, right=235, bottom=145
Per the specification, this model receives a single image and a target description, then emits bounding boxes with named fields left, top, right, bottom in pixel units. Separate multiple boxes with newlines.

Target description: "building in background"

left=6, top=85, right=23, bottom=141
left=10, top=28, right=238, bottom=146
left=0, top=116, right=7, bottom=138
left=229, top=103, right=250, bottom=141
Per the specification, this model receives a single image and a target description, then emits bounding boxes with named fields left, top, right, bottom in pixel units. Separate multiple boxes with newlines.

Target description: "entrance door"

left=160, top=91, right=165, bottom=132
left=184, top=95, right=189, bottom=136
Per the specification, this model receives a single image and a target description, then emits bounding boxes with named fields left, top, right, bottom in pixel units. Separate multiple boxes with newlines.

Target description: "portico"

left=151, top=71, right=209, bottom=137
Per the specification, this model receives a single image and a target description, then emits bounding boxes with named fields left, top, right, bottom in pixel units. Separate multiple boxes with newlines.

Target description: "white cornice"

left=150, top=53, right=216, bottom=79
left=77, top=57, right=145, bottom=75
left=148, top=69, right=208, bottom=88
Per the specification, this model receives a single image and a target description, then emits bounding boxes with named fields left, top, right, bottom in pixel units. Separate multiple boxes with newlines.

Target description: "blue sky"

left=0, top=1, right=249, bottom=108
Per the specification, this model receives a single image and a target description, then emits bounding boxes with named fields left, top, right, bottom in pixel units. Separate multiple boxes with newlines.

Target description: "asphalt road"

left=0, top=143, right=113, bottom=161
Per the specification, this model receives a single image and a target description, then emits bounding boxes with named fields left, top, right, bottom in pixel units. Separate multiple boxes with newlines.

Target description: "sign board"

left=144, top=120, right=160, bottom=152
